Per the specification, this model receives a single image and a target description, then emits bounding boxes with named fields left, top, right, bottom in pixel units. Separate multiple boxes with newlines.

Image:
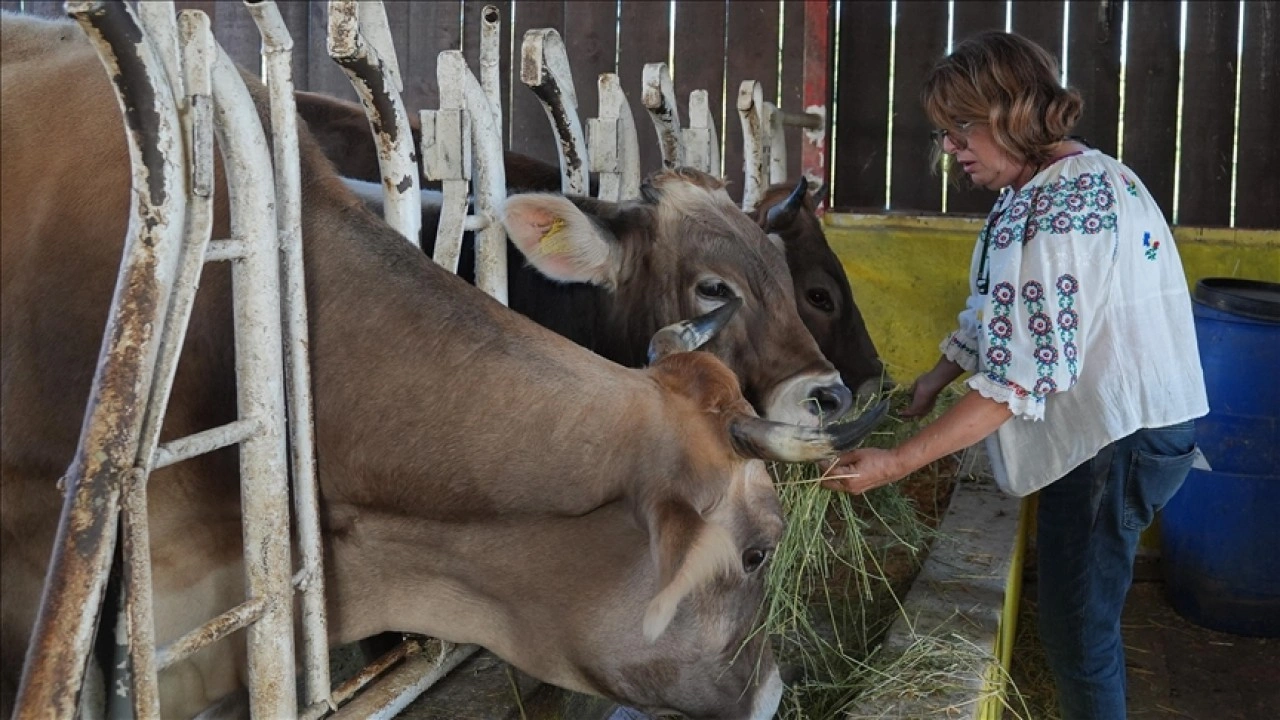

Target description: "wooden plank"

left=1065, top=0, right=1122, bottom=156
left=888, top=1, right=947, bottom=213
left=953, top=0, right=1005, bottom=43
left=723, top=1, right=780, bottom=202
left=563, top=0, right=617, bottom=139
left=23, top=1, right=64, bottom=18
left=780, top=0, right=806, bottom=181
left=403, top=1, right=462, bottom=113
left=948, top=0, right=1007, bottom=215
left=1176, top=1, right=1239, bottom=228
left=463, top=1, right=511, bottom=147
left=215, top=1, right=265, bottom=78
left=509, top=0, right=565, bottom=168
left=1011, top=0, right=1064, bottom=66
left=1120, top=1, right=1180, bottom=220
left=832, top=0, right=891, bottom=211
left=1233, top=1, right=1280, bottom=229
left=307, top=1, right=358, bottom=100
left=673, top=0, right=727, bottom=174
left=618, top=0, right=672, bottom=180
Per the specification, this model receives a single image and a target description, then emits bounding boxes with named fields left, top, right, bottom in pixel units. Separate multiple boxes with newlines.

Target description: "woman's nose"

left=942, top=134, right=960, bottom=154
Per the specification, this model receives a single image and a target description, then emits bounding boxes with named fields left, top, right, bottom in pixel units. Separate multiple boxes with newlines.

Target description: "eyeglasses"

left=930, top=121, right=976, bottom=149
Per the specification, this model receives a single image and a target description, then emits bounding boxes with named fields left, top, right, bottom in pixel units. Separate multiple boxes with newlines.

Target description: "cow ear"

left=642, top=499, right=738, bottom=642
left=501, top=194, right=620, bottom=287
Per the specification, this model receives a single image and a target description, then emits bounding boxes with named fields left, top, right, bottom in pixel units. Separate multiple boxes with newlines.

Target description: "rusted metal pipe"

left=245, top=0, right=332, bottom=709
left=14, top=2, right=188, bottom=716
left=155, top=596, right=271, bottom=671
left=478, top=4, right=502, bottom=127
left=210, top=38, right=297, bottom=719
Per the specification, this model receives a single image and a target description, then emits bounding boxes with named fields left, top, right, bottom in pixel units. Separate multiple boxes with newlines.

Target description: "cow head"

left=752, top=179, right=888, bottom=401
left=502, top=168, right=855, bottom=427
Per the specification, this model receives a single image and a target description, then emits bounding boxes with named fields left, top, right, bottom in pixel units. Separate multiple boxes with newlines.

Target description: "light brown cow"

left=0, top=13, right=885, bottom=719
left=296, top=90, right=867, bottom=426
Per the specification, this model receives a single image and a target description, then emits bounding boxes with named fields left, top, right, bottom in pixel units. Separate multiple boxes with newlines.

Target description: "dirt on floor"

left=1010, top=570, right=1280, bottom=720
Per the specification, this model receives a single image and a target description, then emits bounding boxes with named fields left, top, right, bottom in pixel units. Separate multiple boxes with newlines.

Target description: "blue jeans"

left=1035, top=421, right=1198, bottom=720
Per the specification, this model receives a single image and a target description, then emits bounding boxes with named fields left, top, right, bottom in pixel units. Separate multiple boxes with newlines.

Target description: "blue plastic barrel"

left=1160, top=278, right=1280, bottom=637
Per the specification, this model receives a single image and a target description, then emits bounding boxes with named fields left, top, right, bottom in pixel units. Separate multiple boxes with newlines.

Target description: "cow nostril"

left=808, top=384, right=854, bottom=421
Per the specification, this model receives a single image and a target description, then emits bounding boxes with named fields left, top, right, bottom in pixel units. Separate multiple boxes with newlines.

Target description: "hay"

left=759, top=386, right=975, bottom=718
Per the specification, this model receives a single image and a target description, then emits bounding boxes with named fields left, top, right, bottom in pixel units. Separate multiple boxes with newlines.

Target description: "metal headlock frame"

left=13, top=1, right=829, bottom=716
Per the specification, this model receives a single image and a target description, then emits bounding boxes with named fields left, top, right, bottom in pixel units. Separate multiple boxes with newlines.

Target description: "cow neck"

left=297, top=189, right=680, bottom=519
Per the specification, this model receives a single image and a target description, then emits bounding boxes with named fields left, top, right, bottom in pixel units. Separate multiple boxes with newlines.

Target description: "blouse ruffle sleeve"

left=967, top=170, right=1117, bottom=421
left=940, top=292, right=984, bottom=372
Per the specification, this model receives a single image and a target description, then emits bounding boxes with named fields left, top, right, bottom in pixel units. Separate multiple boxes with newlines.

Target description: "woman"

left=825, top=32, right=1208, bottom=720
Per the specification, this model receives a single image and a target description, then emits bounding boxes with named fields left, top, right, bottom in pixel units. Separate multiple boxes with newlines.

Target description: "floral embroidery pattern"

left=1121, top=173, right=1139, bottom=197
left=1142, top=231, right=1160, bottom=260
left=1056, top=274, right=1080, bottom=384
left=1022, top=280, right=1059, bottom=396
left=1008, top=173, right=1119, bottom=239
left=985, top=281, right=1017, bottom=380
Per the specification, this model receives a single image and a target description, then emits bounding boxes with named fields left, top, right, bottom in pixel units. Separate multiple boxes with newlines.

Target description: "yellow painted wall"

left=824, top=213, right=1280, bottom=382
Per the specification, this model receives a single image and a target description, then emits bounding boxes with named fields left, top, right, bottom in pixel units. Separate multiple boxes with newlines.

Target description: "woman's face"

left=940, top=123, right=1032, bottom=191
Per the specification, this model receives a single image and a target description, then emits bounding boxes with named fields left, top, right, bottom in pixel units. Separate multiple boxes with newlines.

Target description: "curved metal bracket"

left=683, top=89, right=720, bottom=176
left=588, top=73, right=642, bottom=202
left=327, top=0, right=421, bottom=245
left=737, top=80, right=770, bottom=212
left=642, top=62, right=684, bottom=169
left=520, top=28, right=589, bottom=195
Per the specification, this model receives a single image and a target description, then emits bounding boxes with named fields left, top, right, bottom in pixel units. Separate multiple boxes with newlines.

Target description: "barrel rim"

left=1194, top=278, right=1280, bottom=323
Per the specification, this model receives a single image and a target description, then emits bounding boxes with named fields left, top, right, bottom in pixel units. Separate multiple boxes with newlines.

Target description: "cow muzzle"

left=762, top=371, right=854, bottom=427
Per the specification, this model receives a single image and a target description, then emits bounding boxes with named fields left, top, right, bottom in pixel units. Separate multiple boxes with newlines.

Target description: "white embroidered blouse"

left=941, top=149, right=1209, bottom=496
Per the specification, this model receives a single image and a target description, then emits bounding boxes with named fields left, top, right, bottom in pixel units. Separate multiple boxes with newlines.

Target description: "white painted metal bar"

left=209, top=37, right=298, bottom=719
left=14, top=3, right=188, bottom=716
left=327, top=0, right=421, bottom=246
left=328, top=641, right=480, bottom=720
left=152, top=419, right=259, bottom=471
left=245, top=1, right=332, bottom=710
left=683, top=89, right=720, bottom=177
left=642, top=62, right=684, bottom=169
left=521, top=28, right=589, bottom=195
left=205, top=238, right=249, bottom=261
left=767, top=101, right=788, bottom=185
left=588, top=73, right=642, bottom=202
left=439, top=50, right=509, bottom=303
left=422, top=105, right=472, bottom=273
left=478, top=4, right=503, bottom=127
left=155, top=596, right=271, bottom=671
left=737, top=80, right=770, bottom=212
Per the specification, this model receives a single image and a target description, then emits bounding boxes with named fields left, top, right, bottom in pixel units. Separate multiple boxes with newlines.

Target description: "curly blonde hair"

left=922, top=31, right=1083, bottom=182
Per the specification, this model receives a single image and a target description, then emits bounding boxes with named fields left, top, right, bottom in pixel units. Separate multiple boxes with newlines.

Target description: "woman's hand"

left=900, top=357, right=967, bottom=418
left=821, top=448, right=909, bottom=494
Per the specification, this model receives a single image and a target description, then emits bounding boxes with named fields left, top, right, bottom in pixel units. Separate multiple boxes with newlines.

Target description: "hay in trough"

left=761, top=385, right=975, bottom=719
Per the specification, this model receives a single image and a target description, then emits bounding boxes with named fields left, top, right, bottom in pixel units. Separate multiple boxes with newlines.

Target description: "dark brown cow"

left=0, top=13, right=886, bottom=719
left=295, top=90, right=887, bottom=417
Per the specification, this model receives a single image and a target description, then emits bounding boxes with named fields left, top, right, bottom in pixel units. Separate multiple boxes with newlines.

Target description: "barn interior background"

left=9, top=0, right=1272, bottom=377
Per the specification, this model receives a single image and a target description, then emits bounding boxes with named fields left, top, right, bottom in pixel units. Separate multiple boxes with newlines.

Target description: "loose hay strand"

left=759, top=385, right=979, bottom=718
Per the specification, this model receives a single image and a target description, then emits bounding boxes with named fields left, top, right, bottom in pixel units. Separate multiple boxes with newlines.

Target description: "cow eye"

left=696, top=279, right=735, bottom=300
left=742, top=547, right=770, bottom=574
left=806, top=288, right=835, bottom=312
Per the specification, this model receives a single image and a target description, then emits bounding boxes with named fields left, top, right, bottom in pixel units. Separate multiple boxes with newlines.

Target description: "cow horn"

left=764, top=176, right=809, bottom=230
left=728, top=399, right=890, bottom=462
left=647, top=297, right=743, bottom=364
left=810, top=182, right=829, bottom=209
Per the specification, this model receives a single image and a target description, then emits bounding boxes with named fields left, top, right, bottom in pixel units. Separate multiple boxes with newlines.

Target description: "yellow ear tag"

left=539, top=217, right=571, bottom=256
